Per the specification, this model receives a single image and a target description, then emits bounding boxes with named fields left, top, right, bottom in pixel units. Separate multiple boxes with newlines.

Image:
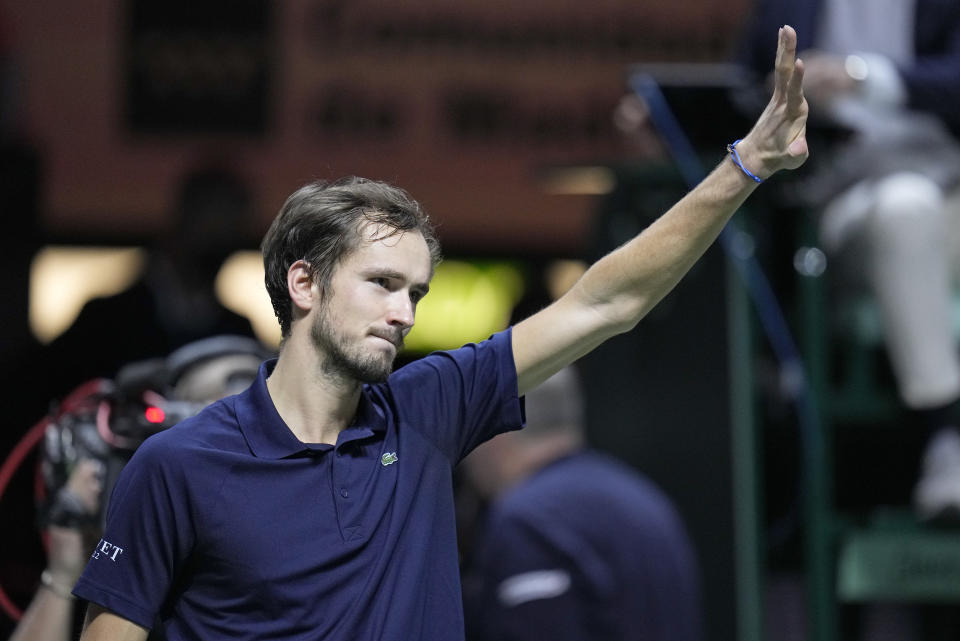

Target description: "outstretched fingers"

left=773, top=25, right=808, bottom=166
left=773, top=25, right=799, bottom=101
left=787, top=56, right=806, bottom=115
left=784, top=48, right=809, bottom=164
left=751, top=25, right=809, bottom=172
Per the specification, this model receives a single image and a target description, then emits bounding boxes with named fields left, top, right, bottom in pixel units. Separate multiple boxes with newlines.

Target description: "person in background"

left=8, top=460, right=103, bottom=641
left=6, top=336, right=271, bottom=641
left=460, top=367, right=702, bottom=641
left=739, top=0, right=960, bottom=519
left=45, top=165, right=257, bottom=401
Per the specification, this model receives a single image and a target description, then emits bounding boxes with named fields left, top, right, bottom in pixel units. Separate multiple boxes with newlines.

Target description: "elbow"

left=610, top=313, right=642, bottom=336
left=568, top=277, right=652, bottom=337
left=598, top=297, right=647, bottom=336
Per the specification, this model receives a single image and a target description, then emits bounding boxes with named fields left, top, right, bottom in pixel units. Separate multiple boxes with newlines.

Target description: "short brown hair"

left=261, top=177, right=442, bottom=337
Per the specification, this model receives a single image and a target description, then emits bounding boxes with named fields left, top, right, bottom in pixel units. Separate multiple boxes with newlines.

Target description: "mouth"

left=370, top=331, right=403, bottom=351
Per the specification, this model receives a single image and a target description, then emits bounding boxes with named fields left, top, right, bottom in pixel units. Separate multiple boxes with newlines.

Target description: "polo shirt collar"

left=236, top=359, right=388, bottom=459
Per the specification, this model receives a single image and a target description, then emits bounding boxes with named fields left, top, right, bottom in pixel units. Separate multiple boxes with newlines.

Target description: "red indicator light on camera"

left=144, top=406, right=166, bottom=424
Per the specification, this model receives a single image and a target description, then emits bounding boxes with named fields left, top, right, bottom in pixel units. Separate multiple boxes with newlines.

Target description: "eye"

left=371, top=277, right=389, bottom=289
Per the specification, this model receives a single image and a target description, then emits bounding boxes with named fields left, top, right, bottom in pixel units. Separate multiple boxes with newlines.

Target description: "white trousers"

left=821, top=172, right=960, bottom=410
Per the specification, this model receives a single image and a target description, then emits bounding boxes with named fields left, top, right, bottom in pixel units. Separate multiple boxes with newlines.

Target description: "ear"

left=287, top=259, right=317, bottom=314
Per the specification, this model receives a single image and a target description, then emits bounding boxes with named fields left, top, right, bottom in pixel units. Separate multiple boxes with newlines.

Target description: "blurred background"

left=4, top=2, right=957, bottom=641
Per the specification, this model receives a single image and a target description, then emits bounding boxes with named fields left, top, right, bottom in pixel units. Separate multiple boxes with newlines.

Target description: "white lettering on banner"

left=91, top=538, right=125, bottom=562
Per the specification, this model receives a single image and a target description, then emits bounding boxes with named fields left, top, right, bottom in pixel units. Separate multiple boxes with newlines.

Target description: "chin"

left=360, top=366, right=392, bottom=384
left=355, top=353, right=395, bottom=384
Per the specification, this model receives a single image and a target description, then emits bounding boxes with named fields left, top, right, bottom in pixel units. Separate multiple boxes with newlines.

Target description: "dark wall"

left=580, top=167, right=738, bottom=641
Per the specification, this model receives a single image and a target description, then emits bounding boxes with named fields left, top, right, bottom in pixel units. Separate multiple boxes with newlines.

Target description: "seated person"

left=739, top=0, right=960, bottom=519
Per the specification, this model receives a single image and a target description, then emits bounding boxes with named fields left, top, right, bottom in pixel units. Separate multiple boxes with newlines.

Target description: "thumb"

left=788, top=136, right=809, bottom=160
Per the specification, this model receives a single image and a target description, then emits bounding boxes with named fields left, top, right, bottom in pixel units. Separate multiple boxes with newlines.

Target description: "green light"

left=405, top=260, right=525, bottom=352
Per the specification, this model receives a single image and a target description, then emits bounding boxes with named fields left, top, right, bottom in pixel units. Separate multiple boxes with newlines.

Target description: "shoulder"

left=550, top=452, right=674, bottom=507
left=110, top=399, right=245, bottom=516
left=70, top=282, right=155, bottom=332
left=133, top=397, right=244, bottom=468
left=383, top=329, right=515, bottom=398
left=368, top=329, right=515, bottom=412
left=394, top=328, right=513, bottom=376
left=498, top=452, right=675, bottom=523
left=368, top=329, right=521, bottom=460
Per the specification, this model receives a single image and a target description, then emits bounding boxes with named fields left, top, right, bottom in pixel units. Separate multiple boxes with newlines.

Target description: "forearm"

left=9, top=582, right=77, bottom=641
left=570, top=27, right=805, bottom=333
left=512, top=25, right=806, bottom=394
left=514, top=154, right=762, bottom=393
left=575, top=155, right=760, bottom=331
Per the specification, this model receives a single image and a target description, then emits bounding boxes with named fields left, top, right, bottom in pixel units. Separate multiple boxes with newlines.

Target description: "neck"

left=266, top=331, right=362, bottom=445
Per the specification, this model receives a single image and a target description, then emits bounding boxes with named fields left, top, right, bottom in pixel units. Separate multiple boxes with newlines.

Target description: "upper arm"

left=81, top=604, right=150, bottom=641
left=512, top=287, right=628, bottom=396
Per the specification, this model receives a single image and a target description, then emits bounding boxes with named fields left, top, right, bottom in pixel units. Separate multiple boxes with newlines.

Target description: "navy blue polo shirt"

left=74, top=329, right=523, bottom=641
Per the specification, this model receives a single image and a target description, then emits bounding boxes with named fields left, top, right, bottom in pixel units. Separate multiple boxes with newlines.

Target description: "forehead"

left=342, top=223, right=433, bottom=280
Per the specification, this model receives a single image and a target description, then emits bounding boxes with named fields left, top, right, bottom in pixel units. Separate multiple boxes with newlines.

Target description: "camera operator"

left=5, top=336, right=271, bottom=641
left=8, top=459, right=103, bottom=641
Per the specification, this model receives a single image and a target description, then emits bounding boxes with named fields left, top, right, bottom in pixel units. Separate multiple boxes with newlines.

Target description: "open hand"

left=738, top=25, right=809, bottom=178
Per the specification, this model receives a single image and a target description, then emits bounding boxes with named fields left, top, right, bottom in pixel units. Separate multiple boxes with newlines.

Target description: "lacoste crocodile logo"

left=381, top=452, right=399, bottom=466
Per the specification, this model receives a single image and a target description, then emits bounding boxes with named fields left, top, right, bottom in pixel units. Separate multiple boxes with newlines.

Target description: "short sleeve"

left=72, top=434, right=197, bottom=629
left=382, top=328, right=524, bottom=464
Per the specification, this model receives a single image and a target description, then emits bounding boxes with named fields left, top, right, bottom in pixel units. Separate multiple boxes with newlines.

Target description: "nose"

left=386, top=292, right=415, bottom=331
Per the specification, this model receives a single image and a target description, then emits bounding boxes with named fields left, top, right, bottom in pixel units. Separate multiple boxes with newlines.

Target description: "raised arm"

left=512, top=25, right=808, bottom=395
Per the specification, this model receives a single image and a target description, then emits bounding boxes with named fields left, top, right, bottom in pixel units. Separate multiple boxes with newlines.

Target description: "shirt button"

left=339, top=488, right=349, bottom=499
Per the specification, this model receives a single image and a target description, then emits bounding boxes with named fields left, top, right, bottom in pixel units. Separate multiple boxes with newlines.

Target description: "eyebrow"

left=366, top=268, right=430, bottom=297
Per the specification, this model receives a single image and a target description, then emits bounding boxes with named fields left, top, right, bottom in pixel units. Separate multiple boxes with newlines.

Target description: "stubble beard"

left=310, top=307, right=396, bottom=384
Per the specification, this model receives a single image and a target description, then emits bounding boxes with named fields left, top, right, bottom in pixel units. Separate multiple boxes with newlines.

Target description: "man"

left=461, top=367, right=702, bottom=641
left=73, top=25, right=807, bottom=641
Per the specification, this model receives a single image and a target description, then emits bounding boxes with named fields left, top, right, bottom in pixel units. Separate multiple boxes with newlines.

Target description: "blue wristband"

left=726, top=139, right=764, bottom=183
